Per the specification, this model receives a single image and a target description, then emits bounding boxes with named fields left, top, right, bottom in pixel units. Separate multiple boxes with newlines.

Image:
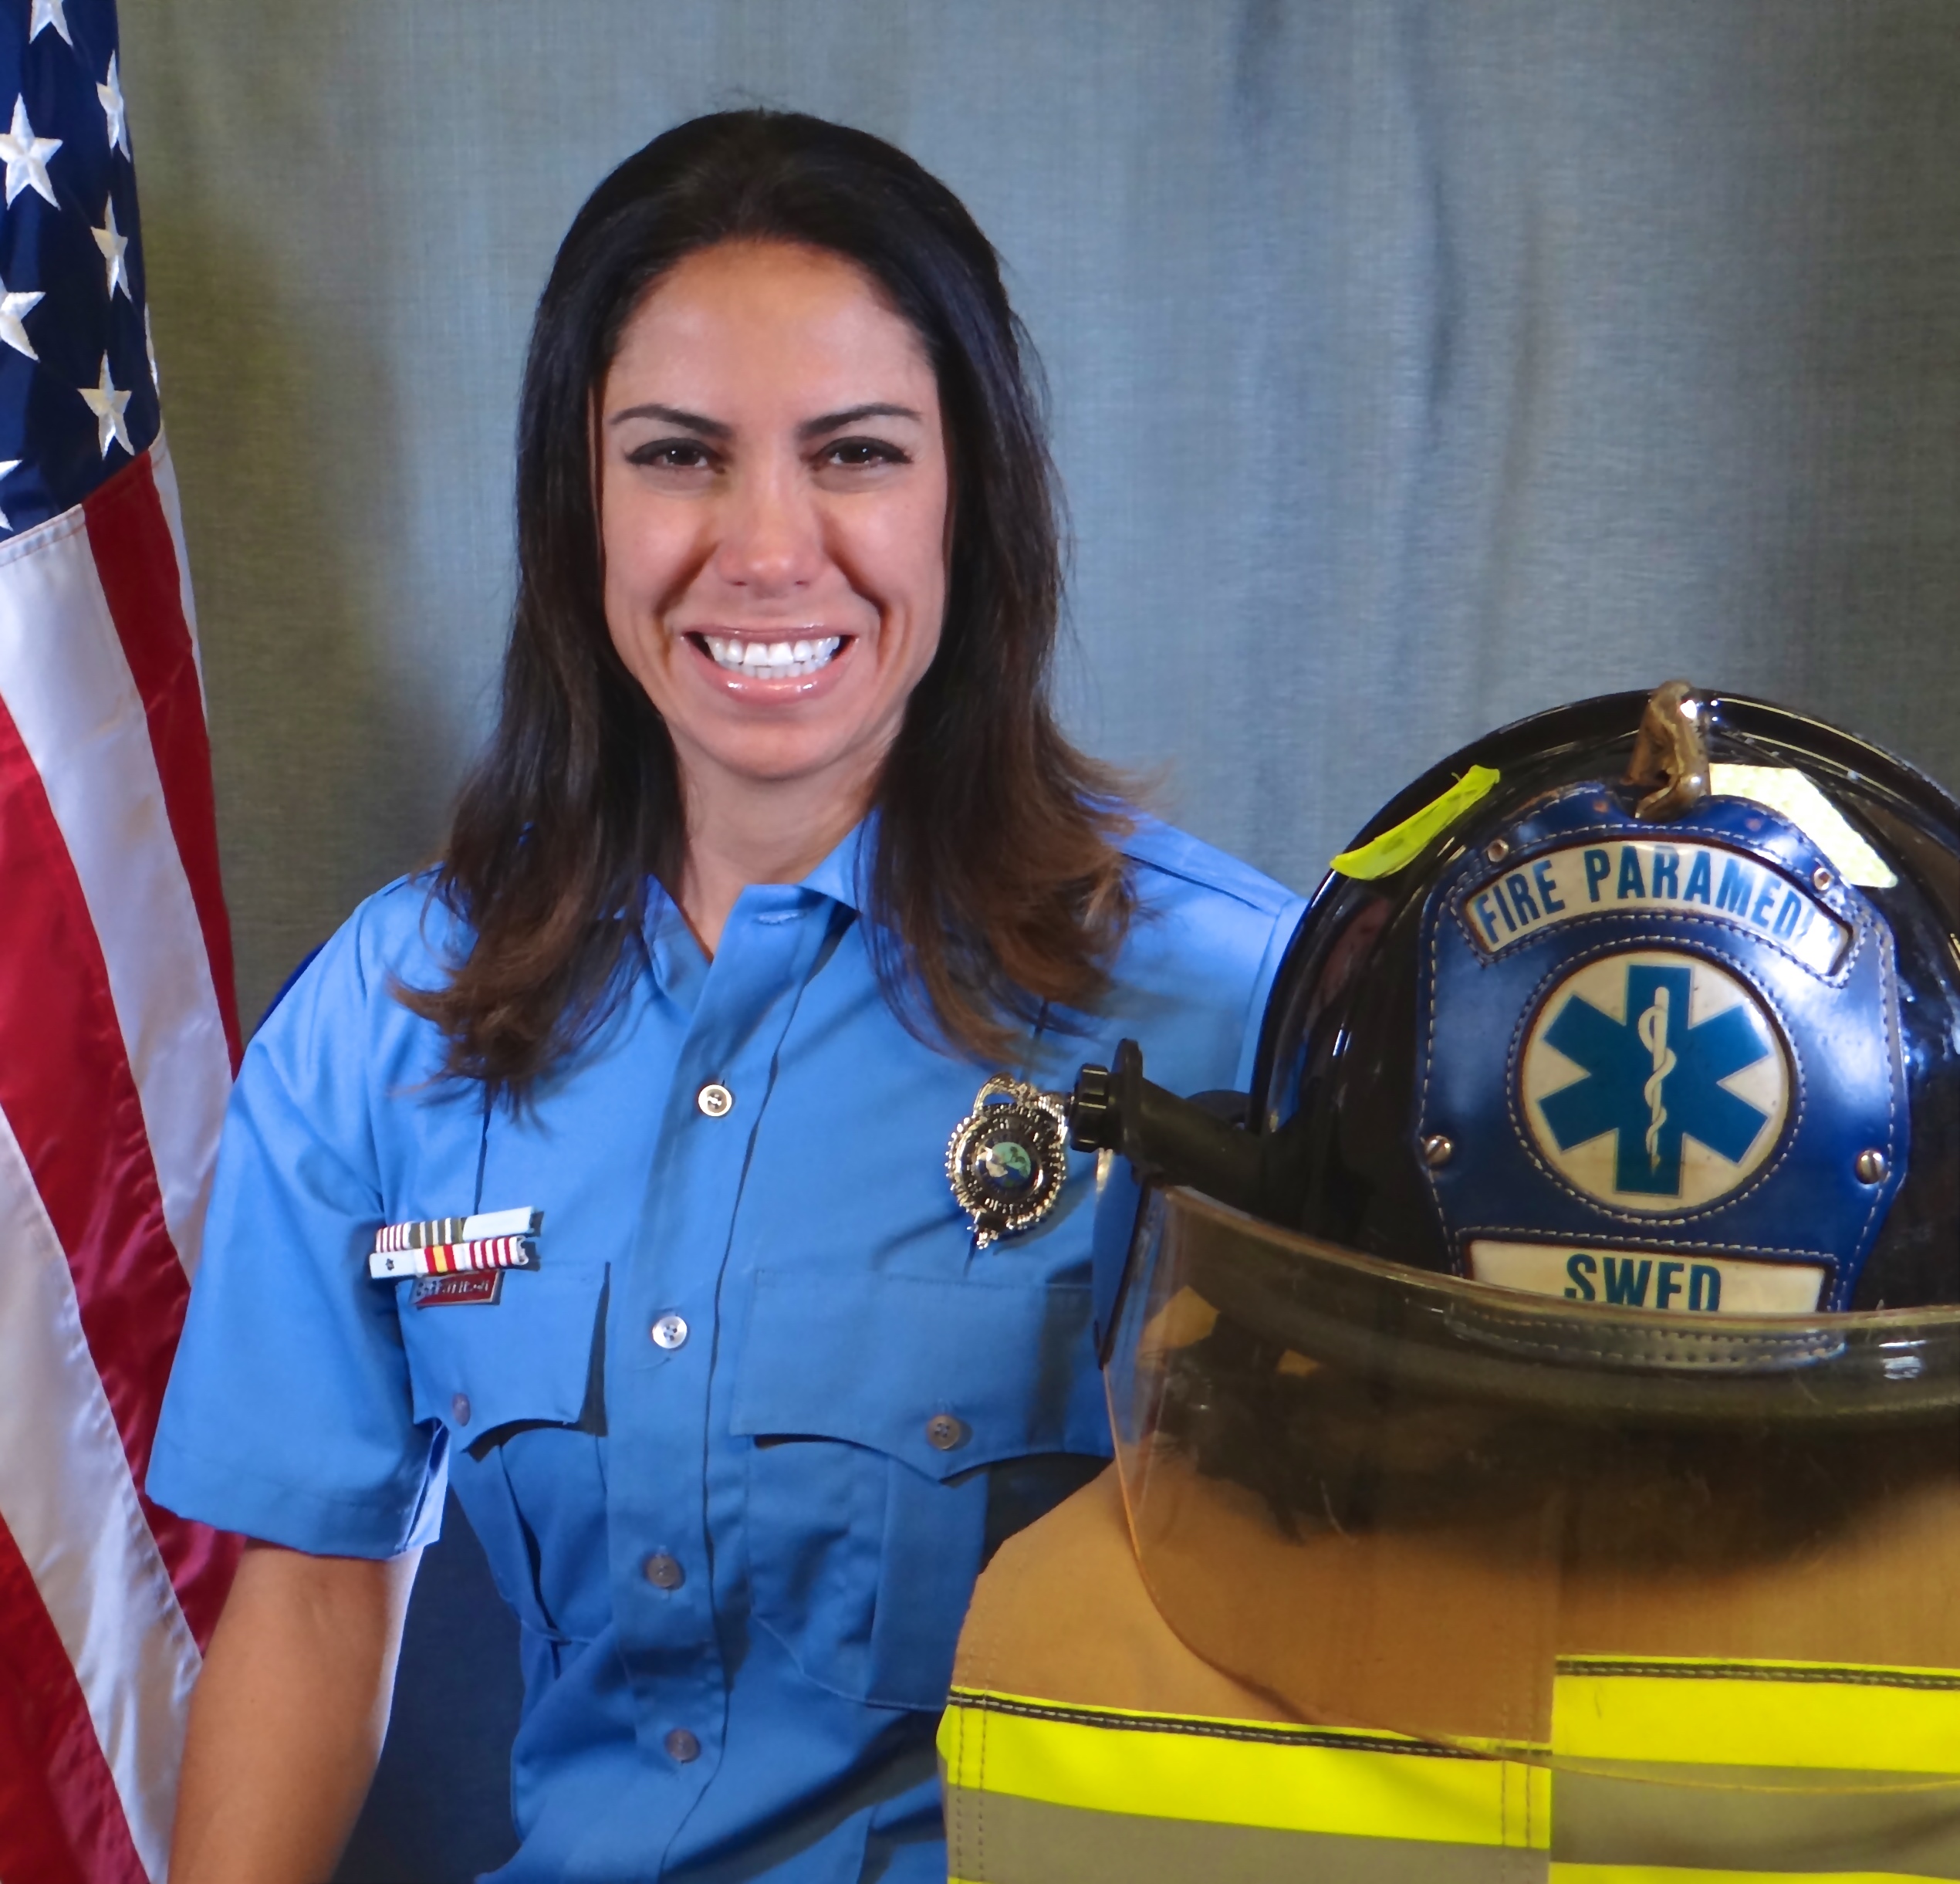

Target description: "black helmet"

left=1253, top=679, right=1958, bottom=1314
left=1056, top=684, right=1960, bottom=1763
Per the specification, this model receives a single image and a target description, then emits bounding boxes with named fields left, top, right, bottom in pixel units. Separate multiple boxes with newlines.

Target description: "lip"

left=680, top=627, right=858, bottom=702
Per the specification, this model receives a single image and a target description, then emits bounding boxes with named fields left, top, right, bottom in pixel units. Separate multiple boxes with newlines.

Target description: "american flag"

left=0, top=2, right=240, bottom=1879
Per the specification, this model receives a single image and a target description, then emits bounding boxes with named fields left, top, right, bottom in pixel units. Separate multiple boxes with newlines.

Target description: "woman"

left=151, top=111, right=1305, bottom=1883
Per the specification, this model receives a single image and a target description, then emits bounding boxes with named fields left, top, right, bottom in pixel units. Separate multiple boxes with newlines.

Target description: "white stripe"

left=0, top=1099, right=201, bottom=1883
left=0, top=488, right=231, bottom=1278
left=148, top=431, right=206, bottom=708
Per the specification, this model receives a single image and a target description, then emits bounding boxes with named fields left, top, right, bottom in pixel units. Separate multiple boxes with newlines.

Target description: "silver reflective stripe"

left=945, top=1787, right=1547, bottom=1884
left=1553, top=1764, right=1960, bottom=1876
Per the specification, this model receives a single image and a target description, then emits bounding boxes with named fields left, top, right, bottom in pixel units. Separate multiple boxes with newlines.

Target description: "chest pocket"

left=397, top=1264, right=610, bottom=1645
left=731, top=1268, right=1105, bottom=1711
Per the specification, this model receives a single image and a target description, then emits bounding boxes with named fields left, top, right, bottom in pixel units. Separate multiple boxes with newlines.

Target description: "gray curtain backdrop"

left=118, top=2, right=1960, bottom=1876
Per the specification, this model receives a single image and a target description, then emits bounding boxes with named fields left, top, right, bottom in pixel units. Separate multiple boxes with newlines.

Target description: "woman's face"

left=596, top=239, right=950, bottom=817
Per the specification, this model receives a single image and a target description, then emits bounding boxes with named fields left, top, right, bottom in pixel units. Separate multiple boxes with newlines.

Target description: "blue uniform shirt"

left=150, top=818, right=1304, bottom=1883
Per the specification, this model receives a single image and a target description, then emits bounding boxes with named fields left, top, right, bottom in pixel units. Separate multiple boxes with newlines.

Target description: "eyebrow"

left=796, top=402, right=923, bottom=439
left=605, top=401, right=924, bottom=439
left=607, top=402, right=729, bottom=437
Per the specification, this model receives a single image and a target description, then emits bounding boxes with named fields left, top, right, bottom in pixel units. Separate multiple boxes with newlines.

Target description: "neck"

left=675, top=760, right=873, bottom=956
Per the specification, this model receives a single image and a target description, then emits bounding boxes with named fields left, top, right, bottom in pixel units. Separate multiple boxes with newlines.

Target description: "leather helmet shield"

left=1103, top=1182, right=1960, bottom=1777
left=1419, top=785, right=1909, bottom=1312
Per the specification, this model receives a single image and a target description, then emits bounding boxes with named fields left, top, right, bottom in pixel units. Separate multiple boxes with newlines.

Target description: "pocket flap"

left=730, top=1270, right=1103, bottom=1480
left=398, top=1264, right=605, bottom=1438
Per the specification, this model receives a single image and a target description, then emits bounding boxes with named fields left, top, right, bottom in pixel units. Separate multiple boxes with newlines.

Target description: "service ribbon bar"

left=373, top=1206, right=542, bottom=1253
left=367, top=1234, right=538, bottom=1280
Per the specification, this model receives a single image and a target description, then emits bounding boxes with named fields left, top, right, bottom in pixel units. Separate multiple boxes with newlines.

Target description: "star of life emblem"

left=1519, top=949, right=1790, bottom=1213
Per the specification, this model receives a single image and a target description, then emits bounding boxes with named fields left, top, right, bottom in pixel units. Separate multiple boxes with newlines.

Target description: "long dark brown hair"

left=404, top=111, right=1133, bottom=1098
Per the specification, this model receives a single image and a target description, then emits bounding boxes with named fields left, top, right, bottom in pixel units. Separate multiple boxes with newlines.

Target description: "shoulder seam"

left=1122, top=843, right=1303, bottom=918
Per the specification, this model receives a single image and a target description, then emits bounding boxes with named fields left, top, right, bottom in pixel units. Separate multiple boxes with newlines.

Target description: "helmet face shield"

left=1103, top=1181, right=1960, bottom=1785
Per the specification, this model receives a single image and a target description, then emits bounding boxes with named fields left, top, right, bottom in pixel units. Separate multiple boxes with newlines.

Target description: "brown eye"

left=628, top=438, right=715, bottom=470
left=822, top=437, right=908, bottom=468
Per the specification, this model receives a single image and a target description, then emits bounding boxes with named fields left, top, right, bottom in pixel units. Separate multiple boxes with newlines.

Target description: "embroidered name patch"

left=1461, top=841, right=1847, bottom=977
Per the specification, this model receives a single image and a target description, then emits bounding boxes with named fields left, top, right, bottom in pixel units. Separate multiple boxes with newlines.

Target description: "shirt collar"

left=642, top=815, right=874, bottom=993
left=797, top=813, right=873, bottom=916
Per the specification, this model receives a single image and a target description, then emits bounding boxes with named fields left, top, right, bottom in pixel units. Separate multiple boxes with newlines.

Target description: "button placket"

left=609, top=889, right=832, bottom=1744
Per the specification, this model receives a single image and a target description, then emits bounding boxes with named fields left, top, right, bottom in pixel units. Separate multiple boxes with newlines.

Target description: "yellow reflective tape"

left=1552, top=1663, right=1960, bottom=1775
left=1330, top=765, right=1501, bottom=879
left=938, top=1693, right=1548, bottom=1848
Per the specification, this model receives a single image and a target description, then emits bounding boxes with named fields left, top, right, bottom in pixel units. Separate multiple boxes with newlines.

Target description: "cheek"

left=872, top=480, right=951, bottom=652
left=600, top=496, right=693, bottom=644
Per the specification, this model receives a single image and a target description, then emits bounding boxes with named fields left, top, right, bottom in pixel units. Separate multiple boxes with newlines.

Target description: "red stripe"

left=83, top=453, right=243, bottom=1073
left=0, top=1514, right=147, bottom=1884
left=0, top=692, right=237, bottom=1649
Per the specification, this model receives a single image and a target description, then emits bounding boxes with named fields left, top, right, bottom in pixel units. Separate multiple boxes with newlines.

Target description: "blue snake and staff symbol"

left=1637, top=983, right=1676, bottom=1170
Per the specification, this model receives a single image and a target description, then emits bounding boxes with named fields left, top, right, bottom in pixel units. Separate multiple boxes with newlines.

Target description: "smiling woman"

left=411, top=113, right=1138, bottom=1091
left=147, top=112, right=1308, bottom=1884
left=595, top=242, right=952, bottom=950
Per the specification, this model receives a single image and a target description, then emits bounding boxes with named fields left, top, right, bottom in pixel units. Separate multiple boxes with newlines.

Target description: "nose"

left=711, top=457, right=821, bottom=596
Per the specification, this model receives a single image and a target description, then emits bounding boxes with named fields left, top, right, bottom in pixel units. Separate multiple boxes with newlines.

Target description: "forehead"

left=605, top=240, right=937, bottom=407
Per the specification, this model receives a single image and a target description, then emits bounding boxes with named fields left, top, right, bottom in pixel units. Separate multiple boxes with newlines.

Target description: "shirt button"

left=451, top=1393, right=471, bottom=1426
left=664, top=1727, right=701, bottom=1764
left=644, top=1551, right=685, bottom=1591
left=926, top=1413, right=968, bottom=1452
left=696, top=1081, right=735, bottom=1118
left=651, top=1312, right=689, bottom=1351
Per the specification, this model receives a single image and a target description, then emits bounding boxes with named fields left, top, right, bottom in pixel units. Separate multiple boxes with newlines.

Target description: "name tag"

left=412, top=1273, right=503, bottom=1309
left=1468, top=1237, right=1829, bottom=1315
left=1460, top=841, right=1847, bottom=977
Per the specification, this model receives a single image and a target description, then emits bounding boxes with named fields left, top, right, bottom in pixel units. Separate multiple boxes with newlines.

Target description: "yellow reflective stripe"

left=1553, top=1869, right=1936, bottom=1882
left=1553, top=1662, right=1960, bottom=1774
left=1330, top=764, right=1501, bottom=878
left=939, top=1692, right=1549, bottom=1848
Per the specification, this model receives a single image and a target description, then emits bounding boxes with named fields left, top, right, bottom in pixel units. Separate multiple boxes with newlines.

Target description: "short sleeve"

left=147, top=884, right=468, bottom=1558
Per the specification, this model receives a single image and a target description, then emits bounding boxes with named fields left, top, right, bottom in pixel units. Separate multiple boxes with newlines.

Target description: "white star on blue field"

left=0, top=0, right=158, bottom=535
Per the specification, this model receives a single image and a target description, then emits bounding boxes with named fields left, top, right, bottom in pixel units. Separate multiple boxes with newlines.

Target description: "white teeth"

left=701, top=634, right=843, bottom=678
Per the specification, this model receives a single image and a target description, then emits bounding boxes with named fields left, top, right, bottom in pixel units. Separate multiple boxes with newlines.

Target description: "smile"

left=693, top=633, right=845, bottom=680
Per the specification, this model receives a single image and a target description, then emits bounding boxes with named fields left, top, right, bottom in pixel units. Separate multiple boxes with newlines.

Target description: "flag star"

left=0, top=276, right=42, bottom=360
left=0, top=97, right=61, bottom=208
left=93, top=197, right=130, bottom=300
left=145, top=306, right=159, bottom=391
left=99, top=53, right=130, bottom=159
left=0, top=458, right=18, bottom=533
left=80, top=354, right=133, bottom=458
left=28, top=0, right=72, bottom=45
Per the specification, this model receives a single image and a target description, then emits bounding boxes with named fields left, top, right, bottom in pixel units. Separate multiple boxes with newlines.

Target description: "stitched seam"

left=1561, top=1659, right=1960, bottom=1693
left=1463, top=1226, right=1833, bottom=1260
left=1855, top=923, right=1904, bottom=1264
left=954, top=1691, right=1493, bottom=1757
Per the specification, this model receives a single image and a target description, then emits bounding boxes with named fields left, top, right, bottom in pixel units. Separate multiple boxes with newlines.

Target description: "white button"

left=651, top=1312, right=689, bottom=1351
left=697, top=1082, right=734, bottom=1118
